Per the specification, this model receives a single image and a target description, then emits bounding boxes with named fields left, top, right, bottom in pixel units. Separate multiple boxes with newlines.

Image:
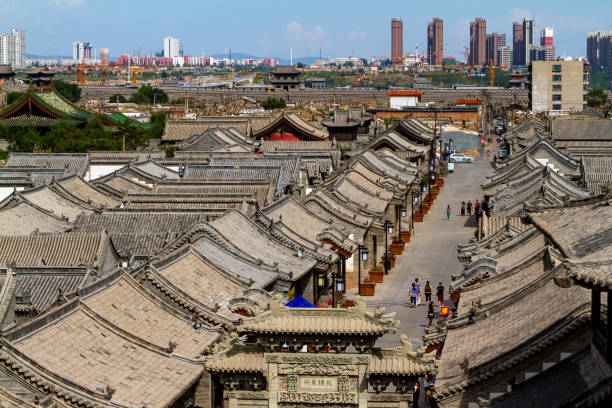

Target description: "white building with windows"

left=163, top=37, right=180, bottom=59
left=0, top=28, right=25, bottom=69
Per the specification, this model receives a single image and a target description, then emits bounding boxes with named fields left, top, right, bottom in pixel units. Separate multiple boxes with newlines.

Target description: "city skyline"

left=1, top=0, right=611, bottom=60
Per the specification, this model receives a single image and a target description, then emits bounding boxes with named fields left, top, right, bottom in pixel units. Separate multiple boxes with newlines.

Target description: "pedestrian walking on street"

left=461, top=201, right=466, bottom=216
left=415, top=278, right=422, bottom=306
left=474, top=199, right=480, bottom=214
left=424, top=281, right=432, bottom=302
left=467, top=200, right=473, bottom=216
left=409, top=283, right=418, bottom=308
left=437, top=282, right=445, bottom=305
left=427, top=301, right=435, bottom=327
left=446, top=205, right=451, bottom=221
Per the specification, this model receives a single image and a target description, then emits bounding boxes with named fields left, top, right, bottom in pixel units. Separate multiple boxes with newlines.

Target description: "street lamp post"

left=383, top=220, right=394, bottom=275
left=357, top=242, right=368, bottom=295
left=411, top=190, right=419, bottom=234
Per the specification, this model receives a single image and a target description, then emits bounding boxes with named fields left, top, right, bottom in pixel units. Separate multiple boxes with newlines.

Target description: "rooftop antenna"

left=319, top=44, right=322, bottom=60
left=290, top=47, right=293, bottom=65
left=229, top=48, right=232, bottom=65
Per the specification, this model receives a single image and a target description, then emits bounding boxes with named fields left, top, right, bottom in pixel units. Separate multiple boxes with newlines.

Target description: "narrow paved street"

left=364, top=159, right=492, bottom=348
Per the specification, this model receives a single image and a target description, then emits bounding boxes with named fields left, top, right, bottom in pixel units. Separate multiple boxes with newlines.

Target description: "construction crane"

left=76, top=60, right=107, bottom=86
left=488, top=59, right=509, bottom=87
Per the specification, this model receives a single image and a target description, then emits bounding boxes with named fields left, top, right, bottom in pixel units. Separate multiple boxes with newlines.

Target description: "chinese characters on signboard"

left=298, top=376, right=338, bottom=391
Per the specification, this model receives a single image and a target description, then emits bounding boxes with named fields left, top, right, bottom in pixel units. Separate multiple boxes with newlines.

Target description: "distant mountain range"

left=26, top=54, right=71, bottom=60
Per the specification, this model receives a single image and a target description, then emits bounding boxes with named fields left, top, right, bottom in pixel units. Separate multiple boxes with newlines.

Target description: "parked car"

left=449, top=153, right=474, bottom=163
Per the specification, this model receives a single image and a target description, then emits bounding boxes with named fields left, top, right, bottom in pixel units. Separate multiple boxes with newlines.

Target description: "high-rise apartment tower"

left=469, top=18, right=487, bottom=66
left=391, top=19, right=403, bottom=64
left=0, top=29, right=25, bottom=69
left=523, top=18, right=535, bottom=65
left=164, top=37, right=180, bottom=59
left=427, top=18, right=443, bottom=67
left=587, top=31, right=612, bottom=75
left=513, top=21, right=524, bottom=65
left=486, top=33, right=506, bottom=66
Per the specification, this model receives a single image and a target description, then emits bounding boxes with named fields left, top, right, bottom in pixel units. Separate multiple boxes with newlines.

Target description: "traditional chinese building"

left=268, top=66, right=302, bottom=91
left=205, top=295, right=437, bottom=407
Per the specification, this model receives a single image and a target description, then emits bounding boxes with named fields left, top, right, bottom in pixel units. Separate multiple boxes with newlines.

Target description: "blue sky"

left=1, top=0, right=610, bottom=59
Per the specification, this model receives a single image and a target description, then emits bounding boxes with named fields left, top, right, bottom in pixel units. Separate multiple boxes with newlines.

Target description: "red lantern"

left=440, top=306, right=449, bottom=316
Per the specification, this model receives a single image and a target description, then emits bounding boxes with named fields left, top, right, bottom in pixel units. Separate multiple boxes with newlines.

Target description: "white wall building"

left=0, top=28, right=25, bottom=69
left=164, top=37, right=180, bottom=58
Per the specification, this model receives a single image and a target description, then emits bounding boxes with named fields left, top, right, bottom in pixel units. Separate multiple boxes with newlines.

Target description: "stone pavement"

left=362, top=159, right=492, bottom=349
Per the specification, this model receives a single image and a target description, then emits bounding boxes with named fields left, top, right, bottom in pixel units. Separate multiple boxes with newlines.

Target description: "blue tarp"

left=285, top=295, right=319, bottom=308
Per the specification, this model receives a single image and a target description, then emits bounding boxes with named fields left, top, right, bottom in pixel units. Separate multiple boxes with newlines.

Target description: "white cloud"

left=286, top=21, right=326, bottom=50
left=511, top=8, right=532, bottom=21
left=48, top=0, right=87, bottom=6
left=348, top=30, right=367, bottom=40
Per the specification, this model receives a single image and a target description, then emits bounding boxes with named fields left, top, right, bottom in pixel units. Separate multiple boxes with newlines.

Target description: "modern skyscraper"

left=540, top=27, right=553, bottom=47
left=99, top=48, right=110, bottom=65
left=513, top=21, right=524, bottom=65
left=469, top=18, right=486, bottom=66
left=498, top=45, right=511, bottom=67
left=523, top=18, right=535, bottom=65
left=587, top=31, right=612, bottom=75
left=0, top=28, right=25, bottom=69
left=486, top=33, right=506, bottom=66
left=164, top=37, right=180, bottom=59
left=391, top=19, right=403, bottom=64
left=73, top=42, right=92, bottom=61
left=427, top=17, right=443, bottom=67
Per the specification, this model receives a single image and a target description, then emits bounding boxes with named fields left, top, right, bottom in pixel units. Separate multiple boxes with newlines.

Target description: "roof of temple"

left=261, top=195, right=355, bottom=255
left=0, top=199, right=69, bottom=235
left=489, top=346, right=612, bottom=408
left=7, top=268, right=88, bottom=315
left=369, top=335, right=437, bottom=376
left=162, top=116, right=272, bottom=142
left=581, top=156, right=612, bottom=196
left=177, top=127, right=254, bottom=151
left=1, top=184, right=97, bottom=221
left=154, top=181, right=272, bottom=207
left=54, top=175, right=122, bottom=209
left=71, top=212, right=207, bottom=257
left=239, top=294, right=398, bottom=335
left=0, top=233, right=113, bottom=269
left=208, top=210, right=317, bottom=279
left=385, top=118, right=434, bottom=145
left=489, top=166, right=592, bottom=217
left=251, top=112, right=329, bottom=141
left=78, top=272, right=220, bottom=358
left=6, top=152, right=89, bottom=176
left=435, top=271, right=590, bottom=398
left=526, top=197, right=612, bottom=289
left=3, top=301, right=204, bottom=408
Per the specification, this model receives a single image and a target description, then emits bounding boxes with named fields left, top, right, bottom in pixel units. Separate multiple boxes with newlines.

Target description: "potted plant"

left=359, top=278, right=375, bottom=296
left=381, top=254, right=396, bottom=269
left=420, top=203, right=429, bottom=214
left=369, top=265, right=384, bottom=283
left=414, top=212, right=424, bottom=222
left=390, top=240, right=404, bottom=255
left=400, top=230, right=411, bottom=242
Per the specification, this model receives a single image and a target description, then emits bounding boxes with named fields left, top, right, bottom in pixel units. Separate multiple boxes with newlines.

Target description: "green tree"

left=109, top=94, right=128, bottom=103
left=260, top=97, right=286, bottom=110
left=589, top=71, right=611, bottom=89
left=587, top=88, right=608, bottom=108
left=129, top=86, right=169, bottom=105
left=118, top=121, right=148, bottom=150
left=54, top=80, right=81, bottom=103
left=296, top=62, right=305, bottom=68
left=148, top=111, right=166, bottom=139
left=7, top=92, right=23, bottom=105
